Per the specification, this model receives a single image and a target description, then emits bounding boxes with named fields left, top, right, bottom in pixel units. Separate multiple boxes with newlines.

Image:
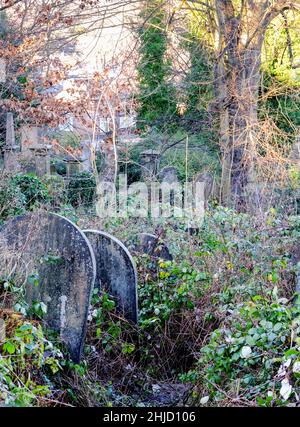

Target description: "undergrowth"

left=1, top=206, right=300, bottom=406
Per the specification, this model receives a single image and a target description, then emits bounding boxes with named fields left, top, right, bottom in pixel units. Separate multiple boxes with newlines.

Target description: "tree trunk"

left=215, top=0, right=265, bottom=208
left=225, top=46, right=262, bottom=208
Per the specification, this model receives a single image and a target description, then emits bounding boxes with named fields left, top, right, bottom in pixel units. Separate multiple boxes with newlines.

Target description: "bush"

left=197, top=295, right=300, bottom=406
left=0, top=174, right=25, bottom=222
left=51, top=159, right=66, bottom=176
left=67, top=172, right=96, bottom=207
left=12, top=174, right=50, bottom=211
left=0, top=319, right=63, bottom=407
left=42, top=175, right=67, bottom=207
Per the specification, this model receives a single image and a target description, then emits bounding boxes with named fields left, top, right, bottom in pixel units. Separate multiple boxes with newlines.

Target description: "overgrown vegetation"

left=2, top=184, right=300, bottom=407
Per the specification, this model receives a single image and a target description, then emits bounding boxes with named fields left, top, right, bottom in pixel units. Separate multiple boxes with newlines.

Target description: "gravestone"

left=158, top=166, right=180, bottom=209
left=83, top=230, right=138, bottom=323
left=65, top=155, right=83, bottom=177
left=20, top=125, right=51, bottom=176
left=135, top=233, right=173, bottom=261
left=158, top=166, right=179, bottom=184
left=140, top=150, right=160, bottom=181
left=194, top=172, right=214, bottom=207
left=1, top=212, right=96, bottom=362
left=32, top=146, right=51, bottom=177
left=99, top=133, right=117, bottom=183
left=3, top=112, right=20, bottom=172
left=21, top=125, right=42, bottom=152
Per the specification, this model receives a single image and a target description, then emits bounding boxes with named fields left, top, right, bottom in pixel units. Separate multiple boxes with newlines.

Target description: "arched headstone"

left=83, top=230, right=138, bottom=323
left=136, top=233, right=173, bottom=261
left=1, top=212, right=96, bottom=362
left=158, top=166, right=179, bottom=184
left=194, top=172, right=214, bottom=208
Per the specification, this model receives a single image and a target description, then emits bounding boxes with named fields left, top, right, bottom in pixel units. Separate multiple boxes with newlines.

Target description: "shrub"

left=12, top=174, right=50, bottom=211
left=67, top=172, right=96, bottom=207
left=0, top=174, right=25, bottom=222
left=42, top=175, right=67, bottom=207
left=0, top=319, right=63, bottom=407
left=196, top=294, right=300, bottom=406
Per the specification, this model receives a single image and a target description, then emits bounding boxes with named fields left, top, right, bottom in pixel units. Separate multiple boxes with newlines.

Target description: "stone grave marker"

left=194, top=172, right=214, bottom=207
left=140, top=150, right=160, bottom=181
left=158, top=166, right=179, bottom=184
left=135, top=233, right=173, bottom=261
left=83, top=230, right=138, bottom=323
left=21, top=125, right=42, bottom=152
left=157, top=166, right=180, bottom=210
left=1, top=212, right=96, bottom=362
left=65, top=155, right=83, bottom=177
left=20, top=125, right=51, bottom=176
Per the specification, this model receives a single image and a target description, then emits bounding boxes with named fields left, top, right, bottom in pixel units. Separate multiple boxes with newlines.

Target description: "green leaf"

left=4, top=342, right=16, bottom=354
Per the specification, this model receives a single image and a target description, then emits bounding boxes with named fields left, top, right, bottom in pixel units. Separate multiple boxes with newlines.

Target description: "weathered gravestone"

left=1, top=212, right=96, bottom=362
left=157, top=166, right=180, bottom=209
left=83, top=230, right=138, bottom=323
left=140, top=150, right=160, bottom=181
left=21, top=125, right=43, bottom=152
left=135, top=233, right=173, bottom=261
left=158, top=166, right=179, bottom=184
left=20, top=125, right=51, bottom=176
left=65, top=155, right=83, bottom=177
left=193, top=172, right=214, bottom=207
left=99, top=133, right=117, bottom=183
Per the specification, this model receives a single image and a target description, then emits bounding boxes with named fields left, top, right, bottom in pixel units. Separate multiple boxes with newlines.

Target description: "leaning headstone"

left=158, top=166, right=179, bottom=184
left=83, top=230, right=138, bottom=323
left=1, top=212, right=96, bottom=362
left=3, top=112, right=20, bottom=172
left=135, top=233, right=173, bottom=261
